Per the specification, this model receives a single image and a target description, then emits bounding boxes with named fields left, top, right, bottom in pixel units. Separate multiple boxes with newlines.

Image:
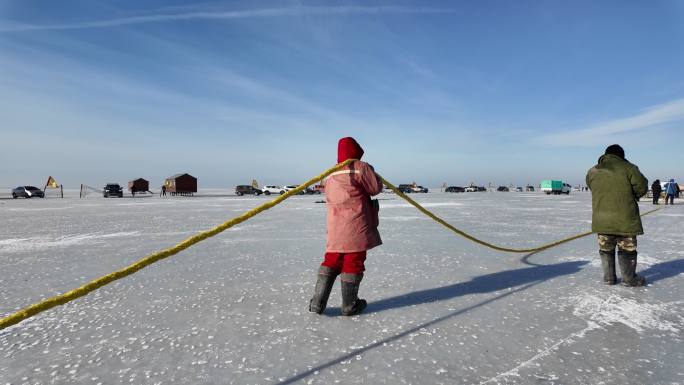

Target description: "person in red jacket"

left=309, top=137, right=383, bottom=316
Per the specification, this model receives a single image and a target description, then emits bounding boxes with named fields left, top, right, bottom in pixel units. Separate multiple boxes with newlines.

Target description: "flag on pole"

left=46, top=176, right=59, bottom=189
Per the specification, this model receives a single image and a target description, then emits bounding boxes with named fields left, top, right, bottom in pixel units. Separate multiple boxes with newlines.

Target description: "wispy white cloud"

left=0, top=5, right=454, bottom=33
left=537, top=98, right=684, bottom=146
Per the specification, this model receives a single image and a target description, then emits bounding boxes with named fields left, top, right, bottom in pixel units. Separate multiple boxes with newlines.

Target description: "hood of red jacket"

left=338, top=137, right=364, bottom=163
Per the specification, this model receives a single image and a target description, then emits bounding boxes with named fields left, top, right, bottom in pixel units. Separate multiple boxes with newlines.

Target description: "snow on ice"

left=1, top=190, right=683, bottom=384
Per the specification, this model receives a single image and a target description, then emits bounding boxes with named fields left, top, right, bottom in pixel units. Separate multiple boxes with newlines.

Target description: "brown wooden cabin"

left=164, top=173, right=197, bottom=196
left=128, top=178, right=149, bottom=194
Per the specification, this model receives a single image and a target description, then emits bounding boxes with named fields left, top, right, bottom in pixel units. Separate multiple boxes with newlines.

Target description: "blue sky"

left=1, top=1, right=683, bottom=189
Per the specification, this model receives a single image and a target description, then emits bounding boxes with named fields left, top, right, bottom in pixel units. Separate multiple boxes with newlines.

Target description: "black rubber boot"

left=618, top=250, right=646, bottom=287
left=599, top=250, right=617, bottom=285
left=340, top=273, right=367, bottom=316
left=309, top=266, right=338, bottom=314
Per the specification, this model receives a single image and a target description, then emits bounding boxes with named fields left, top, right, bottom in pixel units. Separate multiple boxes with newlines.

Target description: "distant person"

left=665, top=178, right=677, bottom=205
left=161, top=185, right=166, bottom=197
left=586, top=144, right=648, bottom=287
left=651, top=179, right=662, bottom=205
left=309, top=137, right=383, bottom=316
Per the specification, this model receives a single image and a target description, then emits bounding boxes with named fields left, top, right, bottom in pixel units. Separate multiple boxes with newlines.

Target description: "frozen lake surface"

left=1, top=191, right=683, bottom=384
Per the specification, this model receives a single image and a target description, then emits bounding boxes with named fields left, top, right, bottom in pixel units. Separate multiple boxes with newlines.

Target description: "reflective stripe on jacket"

left=325, top=160, right=383, bottom=252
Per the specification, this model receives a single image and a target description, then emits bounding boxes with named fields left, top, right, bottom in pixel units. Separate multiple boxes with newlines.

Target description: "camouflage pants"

left=597, top=234, right=637, bottom=252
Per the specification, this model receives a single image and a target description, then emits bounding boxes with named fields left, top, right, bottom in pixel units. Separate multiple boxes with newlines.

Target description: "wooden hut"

left=164, top=173, right=197, bottom=196
left=128, top=178, right=149, bottom=195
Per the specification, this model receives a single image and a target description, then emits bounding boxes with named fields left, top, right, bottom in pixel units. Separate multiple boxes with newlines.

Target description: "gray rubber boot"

left=618, top=250, right=646, bottom=287
left=340, top=273, right=367, bottom=316
left=599, top=250, right=617, bottom=285
left=309, top=266, right=338, bottom=314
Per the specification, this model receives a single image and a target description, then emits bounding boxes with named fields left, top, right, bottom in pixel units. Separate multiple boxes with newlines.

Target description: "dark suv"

left=103, top=183, right=123, bottom=198
left=397, top=184, right=413, bottom=193
left=445, top=186, right=465, bottom=193
left=235, top=185, right=262, bottom=196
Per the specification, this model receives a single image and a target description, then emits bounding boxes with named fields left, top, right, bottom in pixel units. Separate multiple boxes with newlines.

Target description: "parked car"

left=282, top=185, right=304, bottom=194
left=397, top=184, right=413, bottom=193
left=526, top=185, right=535, bottom=192
left=235, top=185, right=262, bottom=196
left=312, top=184, right=325, bottom=194
left=12, top=186, right=44, bottom=198
left=465, top=185, right=486, bottom=192
left=304, top=187, right=320, bottom=195
left=497, top=186, right=509, bottom=192
left=103, top=183, right=123, bottom=198
left=515, top=187, right=523, bottom=192
left=445, top=186, right=465, bottom=193
left=279, top=185, right=310, bottom=195
left=412, top=185, right=428, bottom=193
left=261, top=185, right=284, bottom=195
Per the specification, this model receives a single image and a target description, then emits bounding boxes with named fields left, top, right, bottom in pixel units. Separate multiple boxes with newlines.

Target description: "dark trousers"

left=653, top=194, right=660, bottom=204
left=666, top=194, right=674, bottom=205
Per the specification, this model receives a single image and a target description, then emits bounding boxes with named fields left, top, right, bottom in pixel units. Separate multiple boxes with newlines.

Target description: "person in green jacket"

left=586, top=144, right=648, bottom=286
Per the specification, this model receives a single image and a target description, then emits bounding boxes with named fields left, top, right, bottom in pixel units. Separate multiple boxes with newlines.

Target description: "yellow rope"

left=0, top=160, right=353, bottom=331
left=0, top=161, right=661, bottom=331
left=379, top=176, right=662, bottom=253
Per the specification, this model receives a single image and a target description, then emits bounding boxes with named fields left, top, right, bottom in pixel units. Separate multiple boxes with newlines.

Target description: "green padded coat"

left=585, top=154, right=648, bottom=236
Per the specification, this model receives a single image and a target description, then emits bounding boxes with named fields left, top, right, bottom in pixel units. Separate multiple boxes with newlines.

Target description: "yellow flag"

left=46, top=176, right=59, bottom=188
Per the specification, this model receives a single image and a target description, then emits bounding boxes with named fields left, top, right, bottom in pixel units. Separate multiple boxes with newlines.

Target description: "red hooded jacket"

left=325, top=137, right=383, bottom=252
left=338, top=137, right=365, bottom=163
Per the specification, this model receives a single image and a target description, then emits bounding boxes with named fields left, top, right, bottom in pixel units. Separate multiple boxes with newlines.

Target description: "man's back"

left=586, top=153, right=648, bottom=236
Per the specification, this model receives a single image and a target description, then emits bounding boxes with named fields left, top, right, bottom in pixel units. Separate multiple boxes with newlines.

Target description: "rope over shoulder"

left=0, top=161, right=661, bottom=331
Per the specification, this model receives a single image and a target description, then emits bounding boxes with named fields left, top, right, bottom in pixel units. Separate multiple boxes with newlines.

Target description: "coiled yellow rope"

left=0, top=162, right=660, bottom=330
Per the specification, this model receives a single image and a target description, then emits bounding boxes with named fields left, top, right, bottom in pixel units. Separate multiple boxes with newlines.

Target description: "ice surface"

left=1, top=191, right=682, bottom=384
